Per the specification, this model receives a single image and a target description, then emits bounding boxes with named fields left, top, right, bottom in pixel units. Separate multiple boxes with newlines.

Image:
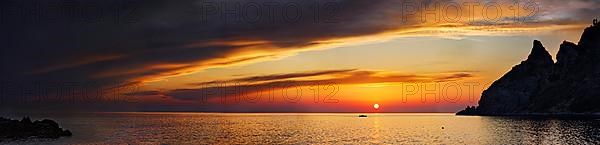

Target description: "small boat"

left=358, top=114, right=368, bottom=118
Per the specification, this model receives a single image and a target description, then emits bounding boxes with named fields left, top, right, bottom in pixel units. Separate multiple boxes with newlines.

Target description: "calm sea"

left=2, top=113, right=600, bottom=144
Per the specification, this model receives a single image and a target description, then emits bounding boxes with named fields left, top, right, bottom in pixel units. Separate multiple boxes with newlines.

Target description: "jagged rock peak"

left=578, top=19, right=600, bottom=48
left=525, top=40, right=553, bottom=66
left=559, top=40, right=577, bottom=48
left=556, top=41, right=578, bottom=66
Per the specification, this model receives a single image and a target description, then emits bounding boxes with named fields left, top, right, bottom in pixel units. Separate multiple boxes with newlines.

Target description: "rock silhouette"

left=458, top=20, right=600, bottom=115
left=0, top=117, right=72, bottom=140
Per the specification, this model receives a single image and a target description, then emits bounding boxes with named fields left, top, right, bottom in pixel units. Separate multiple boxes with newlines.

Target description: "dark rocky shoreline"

left=0, top=117, right=72, bottom=141
left=457, top=19, right=600, bottom=116
left=457, top=110, right=600, bottom=119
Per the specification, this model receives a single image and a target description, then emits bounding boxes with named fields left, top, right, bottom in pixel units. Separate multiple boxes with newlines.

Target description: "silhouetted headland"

left=0, top=117, right=72, bottom=140
left=458, top=19, right=600, bottom=117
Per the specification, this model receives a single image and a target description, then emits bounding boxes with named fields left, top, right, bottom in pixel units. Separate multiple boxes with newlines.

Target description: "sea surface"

left=2, top=112, right=600, bottom=144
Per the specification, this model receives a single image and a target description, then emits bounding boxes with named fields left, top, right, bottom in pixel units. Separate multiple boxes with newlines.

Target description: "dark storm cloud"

left=0, top=0, right=423, bottom=88
left=0, top=0, right=425, bottom=103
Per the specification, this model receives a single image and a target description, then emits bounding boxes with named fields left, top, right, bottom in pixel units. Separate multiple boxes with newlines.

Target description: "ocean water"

left=3, top=113, right=600, bottom=144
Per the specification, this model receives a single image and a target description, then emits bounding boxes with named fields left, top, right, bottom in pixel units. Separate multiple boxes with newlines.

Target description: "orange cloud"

left=152, top=69, right=476, bottom=101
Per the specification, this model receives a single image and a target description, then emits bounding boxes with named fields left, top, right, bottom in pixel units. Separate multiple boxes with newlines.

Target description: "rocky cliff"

left=458, top=20, right=600, bottom=115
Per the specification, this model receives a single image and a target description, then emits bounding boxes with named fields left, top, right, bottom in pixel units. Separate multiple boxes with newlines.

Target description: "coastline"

left=456, top=113, right=600, bottom=119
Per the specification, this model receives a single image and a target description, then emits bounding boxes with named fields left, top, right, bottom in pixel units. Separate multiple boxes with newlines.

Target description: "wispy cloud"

left=151, top=69, right=476, bottom=101
left=189, top=69, right=358, bottom=86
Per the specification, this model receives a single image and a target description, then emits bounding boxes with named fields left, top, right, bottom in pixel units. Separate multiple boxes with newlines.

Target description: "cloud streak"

left=158, top=69, right=476, bottom=101
left=190, top=69, right=358, bottom=86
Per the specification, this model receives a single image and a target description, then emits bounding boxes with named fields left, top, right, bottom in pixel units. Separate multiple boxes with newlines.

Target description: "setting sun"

left=374, top=104, right=380, bottom=110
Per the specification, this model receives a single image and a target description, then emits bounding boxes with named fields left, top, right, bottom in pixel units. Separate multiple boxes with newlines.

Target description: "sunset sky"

left=1, top=0, right=599, bottom=112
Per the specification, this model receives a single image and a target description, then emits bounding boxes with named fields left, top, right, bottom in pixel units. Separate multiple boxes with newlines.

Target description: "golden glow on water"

left=10, top=112, right=600, bottom=144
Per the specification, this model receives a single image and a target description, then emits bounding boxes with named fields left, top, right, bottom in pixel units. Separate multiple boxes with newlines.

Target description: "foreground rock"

left=457, top=19, right=600, bottom=116
left=0, top=117, right=72, bottom=140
